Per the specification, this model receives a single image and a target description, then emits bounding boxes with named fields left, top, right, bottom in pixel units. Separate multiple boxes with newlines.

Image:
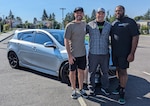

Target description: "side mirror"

left=44, top=41, right=56, bottom=48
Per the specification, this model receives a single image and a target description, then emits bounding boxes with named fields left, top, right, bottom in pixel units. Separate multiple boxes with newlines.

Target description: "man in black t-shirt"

left=111, top=5, right=140, bottom=105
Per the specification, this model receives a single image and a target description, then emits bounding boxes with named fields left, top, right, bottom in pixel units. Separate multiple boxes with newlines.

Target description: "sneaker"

left=71, top=90, right=77, bottom=99
left=89, top=87, right=96, bottom=96
left=101, top=88, right=110, bottom=95
left=118, top=98, right=126, bottom=105
left=118, top=88, right=126, bottom=105
left=83, top=83, right=88, bottom=90
left=79, top=89, right=88, bottom=98
left=112, top=86, right=121, bottom=95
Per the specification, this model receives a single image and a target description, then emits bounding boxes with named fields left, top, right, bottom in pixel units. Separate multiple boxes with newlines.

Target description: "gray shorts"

left=88, top=53, right=109, bottom=73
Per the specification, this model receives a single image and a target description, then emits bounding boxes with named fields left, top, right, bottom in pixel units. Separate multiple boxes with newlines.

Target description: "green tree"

left=64, top=12, right=74, bottom=26
left=108, top=15, right=116, bottom=23
left=33, top=17, right=37, bottom=24
left=84, top=14, right=91, bottom=23
left=42, top=9, right=48, bottom=21
left=8, top=10, right=14, bottom=19
left=143, top=9, right=150, bottom=20
left=90, top=9, right=96, bottom=21
left=134, top=16, right=144, bottom=21
left=105, top=11, right=110, bottom=22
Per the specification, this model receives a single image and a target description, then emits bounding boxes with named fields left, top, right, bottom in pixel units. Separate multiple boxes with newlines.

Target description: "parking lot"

left=0, top=33, right=150, bottom=106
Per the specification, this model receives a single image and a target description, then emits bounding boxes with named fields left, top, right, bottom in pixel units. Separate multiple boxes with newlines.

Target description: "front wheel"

left=60, top=62, right=70, bottom=85
left=7, top=51, right=19, bottom=69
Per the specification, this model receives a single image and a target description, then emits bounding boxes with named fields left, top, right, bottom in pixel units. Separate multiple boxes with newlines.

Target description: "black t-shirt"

left=111, top=17, right=140, bottom=57
left=97, top=21, right=105, bottom=33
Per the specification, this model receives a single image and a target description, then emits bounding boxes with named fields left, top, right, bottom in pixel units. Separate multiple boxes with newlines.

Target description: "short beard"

left=116, top=13, right=125, bottom=20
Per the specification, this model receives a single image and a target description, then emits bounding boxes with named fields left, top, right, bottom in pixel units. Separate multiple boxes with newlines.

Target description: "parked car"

left=7, top=29, right=116, bottom=84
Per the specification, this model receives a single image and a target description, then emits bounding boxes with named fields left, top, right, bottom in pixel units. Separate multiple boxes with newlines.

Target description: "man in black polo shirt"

left=111, top=5, right=140, bottom=105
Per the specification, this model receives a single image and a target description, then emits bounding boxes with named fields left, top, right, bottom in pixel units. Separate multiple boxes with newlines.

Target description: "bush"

left=140, top=25, right=149, bottom=34
left=3, top=24, right=10, bottom=31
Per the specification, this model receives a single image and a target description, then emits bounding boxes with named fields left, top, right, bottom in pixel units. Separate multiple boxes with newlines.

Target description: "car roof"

left=15, top=29, right=64, bottom=34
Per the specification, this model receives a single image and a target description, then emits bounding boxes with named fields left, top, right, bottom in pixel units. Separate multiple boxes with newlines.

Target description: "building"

left=137, top=20, right=150, bottom=27
left=136, top=20, right=150, bottom=34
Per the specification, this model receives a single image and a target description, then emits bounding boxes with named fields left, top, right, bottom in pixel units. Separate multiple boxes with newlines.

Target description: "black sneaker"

left=83, top=83, right=88, bottom=90
left=112, top=86, right=121, bottom=95
left=118, top=88, right=126, bottom=105
left=89, top=86, right=96, bottom=96
left=71, top=90, right=77, bottom=99
left=79, top=89, right=88, bottom=98
left=101, top=88, right=110, bottom=95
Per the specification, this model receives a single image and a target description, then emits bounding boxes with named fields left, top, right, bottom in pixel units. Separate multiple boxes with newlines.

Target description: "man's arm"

left=64, top=38, right=71, bottom=57
left=127, top=35, right=139, bottom=62
left=64, top=38, right=75, bottom=64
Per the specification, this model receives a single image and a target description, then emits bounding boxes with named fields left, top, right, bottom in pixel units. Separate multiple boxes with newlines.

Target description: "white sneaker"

left=71, top=90, right=77, bottom=99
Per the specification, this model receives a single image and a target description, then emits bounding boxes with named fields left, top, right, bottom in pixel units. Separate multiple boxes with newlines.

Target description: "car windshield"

left=45, top=29, right=89, bottom=47
left=45, top=29, right=65, bottom=46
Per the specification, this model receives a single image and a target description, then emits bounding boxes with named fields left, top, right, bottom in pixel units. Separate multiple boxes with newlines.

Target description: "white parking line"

left=78, top=97, right=87, bottom=106
left=143, top=71, right=150, bottom=76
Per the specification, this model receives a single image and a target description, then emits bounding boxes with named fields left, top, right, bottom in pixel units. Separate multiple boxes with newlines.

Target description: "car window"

left=50, top=32, right=64, bottom=46
left=18, top=32, right=34, bottom=42
left=34, top=32, right=52, bottom=45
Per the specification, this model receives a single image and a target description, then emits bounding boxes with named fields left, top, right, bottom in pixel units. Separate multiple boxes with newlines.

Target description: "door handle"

left=32, top=47, right=36, bottom=51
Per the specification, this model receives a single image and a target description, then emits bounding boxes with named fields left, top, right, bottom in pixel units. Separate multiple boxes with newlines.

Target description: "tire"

left=8, top=51, right=19, bottom=69
left=60, top=62, right=70, bottom=85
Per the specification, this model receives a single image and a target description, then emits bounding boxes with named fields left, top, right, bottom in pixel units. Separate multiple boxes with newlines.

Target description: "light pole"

left=60, top=8, right=66, bottom=29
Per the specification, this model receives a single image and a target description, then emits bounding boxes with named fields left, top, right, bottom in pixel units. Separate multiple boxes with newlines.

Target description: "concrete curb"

left=0, top=31, right=15, bottom=42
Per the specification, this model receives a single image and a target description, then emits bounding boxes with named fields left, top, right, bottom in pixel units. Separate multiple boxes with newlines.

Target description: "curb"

left=0, top=34, right=13, bottom=42
left=0, top=31, right=15, bottom=42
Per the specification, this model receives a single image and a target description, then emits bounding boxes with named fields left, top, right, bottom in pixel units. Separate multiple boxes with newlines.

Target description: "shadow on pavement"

left=86, top=75, right=150, bottom=106
left=14, top=67, right=150, bottom=106
left=18, top=66, right=59, bottom=81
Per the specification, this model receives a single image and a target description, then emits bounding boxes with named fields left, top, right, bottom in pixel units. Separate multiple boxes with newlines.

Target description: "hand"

left=68, top=55, right=76, bottom=65
left=127, top=53, right=134, bottom=62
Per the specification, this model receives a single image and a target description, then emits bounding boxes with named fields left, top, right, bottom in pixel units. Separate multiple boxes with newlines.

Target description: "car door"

left=33, top=31, right=62, bottom=72
left=18, top=31, right=37, bottom=65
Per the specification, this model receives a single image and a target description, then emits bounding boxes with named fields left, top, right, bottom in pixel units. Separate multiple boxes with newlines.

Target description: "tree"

left=134, top=16, right=144, bottom=21
left=90, top=9, right=96, bottom=21
left=105, top=11, right=110, bottom=22
left=33, top=17, right=37, bottom=24
left=143, top=9, right=150, bottom=20
left=84, top=14, right=91, bottom=23
left=8, top=10, right=14, bottom=19
left=108, top=15, right=116, bottom=23
left=64, top=12, right=74, bottom=26
left=42, top=9, right=48, bottom=21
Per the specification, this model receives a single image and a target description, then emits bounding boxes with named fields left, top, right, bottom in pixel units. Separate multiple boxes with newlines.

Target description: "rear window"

left=18, top=32, right=34, bottom=42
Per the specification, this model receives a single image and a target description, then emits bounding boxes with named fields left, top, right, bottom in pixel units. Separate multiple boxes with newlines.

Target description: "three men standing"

left=65, top=5, right=140, bottom=105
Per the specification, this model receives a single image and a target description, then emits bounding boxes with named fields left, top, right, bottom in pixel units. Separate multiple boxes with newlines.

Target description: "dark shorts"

left=69, top=55, right=86, bottom=71
left=112, top=55, right=129, bottom=69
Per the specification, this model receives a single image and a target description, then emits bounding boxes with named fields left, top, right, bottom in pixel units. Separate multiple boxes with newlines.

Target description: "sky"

left=0, top=0, right=150, bottom=23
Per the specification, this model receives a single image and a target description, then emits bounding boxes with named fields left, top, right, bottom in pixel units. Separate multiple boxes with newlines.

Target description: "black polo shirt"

left=111, top=17, right=140, bottom=57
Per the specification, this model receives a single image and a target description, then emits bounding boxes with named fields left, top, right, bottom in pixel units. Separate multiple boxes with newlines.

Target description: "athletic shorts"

left=69, top=55, right=86, bottom=71
left=112, top=55, right=129, bottom=69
